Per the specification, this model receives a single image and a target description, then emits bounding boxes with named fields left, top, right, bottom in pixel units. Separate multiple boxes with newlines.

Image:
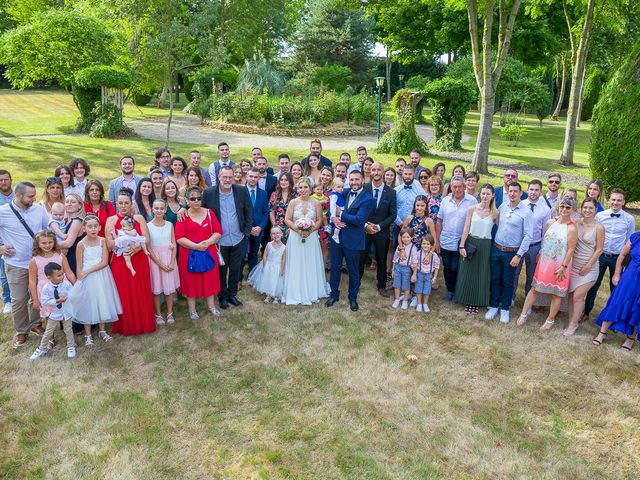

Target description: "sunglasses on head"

left=47, top=177, right=61, bottom=183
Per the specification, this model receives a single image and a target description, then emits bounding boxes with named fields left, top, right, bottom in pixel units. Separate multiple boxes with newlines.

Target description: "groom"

left=326, top=170, right=374, bottom=311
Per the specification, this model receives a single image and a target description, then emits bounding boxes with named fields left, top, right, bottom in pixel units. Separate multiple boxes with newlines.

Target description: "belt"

left=602, top=252, right=619, bottom=258
left=529, top=241, right=541, bottom=247
left=494, top=243, right=519, bottom=253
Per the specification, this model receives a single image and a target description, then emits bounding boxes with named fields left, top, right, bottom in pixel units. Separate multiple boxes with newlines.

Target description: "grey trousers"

left=5, top=264, right=41, bottom=335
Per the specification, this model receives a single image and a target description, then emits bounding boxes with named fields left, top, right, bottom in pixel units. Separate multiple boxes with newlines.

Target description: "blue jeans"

left=0, top=257, right=10, bottom=304
left=490, top=248, right=518, bottom=310
left=513, top=241, right=541, bottom=302
left=440, top=248, right=460, bottom=294
left=584, top=254, right=618, bottom=315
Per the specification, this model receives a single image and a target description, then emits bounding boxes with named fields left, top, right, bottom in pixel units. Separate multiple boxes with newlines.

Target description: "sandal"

left=166, top=313, right=175, bottom=324
left=563, top=323, right=579, bottom=336
left=209, top=307, right=221, bottom=317
left=620, top=335, right=636, bottom=351
left=155, top=314, right=165, bottom=325
left=592, top=329, right=607, bottom=346
left=189, top=311, right=200, bottom=320
left=98, top=330, right=112, bottom=343
left=539, top=319, right=555, bottom=331
left=516, top=313, right=528, bottom=326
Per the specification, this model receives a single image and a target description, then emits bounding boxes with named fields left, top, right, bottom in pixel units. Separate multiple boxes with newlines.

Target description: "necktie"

left=250, top=189, right=256, bottom=206
left=404, top=185, right=412, bottom=190
left=374, top=188, right=379, bottom=206
left=53, top=285, right=62, bottom=309
left=529, top=203, right=535, bottom=212
left=611, top=213, right=621, bottom=218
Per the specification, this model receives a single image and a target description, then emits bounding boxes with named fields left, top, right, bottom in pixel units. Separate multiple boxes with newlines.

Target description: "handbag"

left=187, top=209, right=218, bottom=272
left=463, top=242, right=477, bottom=260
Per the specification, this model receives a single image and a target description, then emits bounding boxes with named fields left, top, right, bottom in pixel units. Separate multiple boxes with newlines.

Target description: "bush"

left=377, top=89, right=428, bottom=155
left=590, top=43, right=640, bottom=202
left=405, top=75, right=431, bottom=90
left=132, top=93, right=153, bottom=106
left=311, top=65, right=352, bottom=92
left=208, top=90, right=376, bottom=127
left=499, top=122, right=526, bottom=146
left=422, top=78, right=473, bottom=151
left=236, top=57, right=285, bottom=95
left=581, top=68, right=607, bottom=121
left=89, top=102, right=131, bottom=138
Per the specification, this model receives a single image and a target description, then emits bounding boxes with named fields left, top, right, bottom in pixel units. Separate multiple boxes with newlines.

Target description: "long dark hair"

left=274, top=173, right=295, bottom=202
left=134, top=177, right=155, bottom=216
left=411, top=195, right=429, bottom=215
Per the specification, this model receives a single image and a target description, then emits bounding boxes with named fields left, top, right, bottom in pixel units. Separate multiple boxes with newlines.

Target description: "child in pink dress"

left=147, top=199, right=180, bottom=325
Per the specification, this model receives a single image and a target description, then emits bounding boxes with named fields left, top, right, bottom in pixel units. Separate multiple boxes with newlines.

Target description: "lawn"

left=1, top=89, right=639, bottom=479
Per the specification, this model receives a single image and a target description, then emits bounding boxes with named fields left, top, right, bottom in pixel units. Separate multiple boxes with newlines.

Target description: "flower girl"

left=66, top=215, right=122, bottom=346
left=248, top=228, right=286, bottom=303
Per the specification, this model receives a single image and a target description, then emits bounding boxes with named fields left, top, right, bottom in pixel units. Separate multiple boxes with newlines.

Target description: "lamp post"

left=211, top=77, right=216, bottom=96
left=398, top=74, right=405, bottom=89
left=375, top=76, right=385, bottom=141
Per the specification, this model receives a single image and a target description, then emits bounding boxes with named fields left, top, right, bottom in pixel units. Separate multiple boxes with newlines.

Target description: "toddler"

left=327, top=177, right=345, bottom=243
left=48, top=202, right=67, bottom=241
left=413, top=235, right=440, bottom=313
left=391, top=228, right=417, bottom=310
left=112, top=216, right=149, bottom=276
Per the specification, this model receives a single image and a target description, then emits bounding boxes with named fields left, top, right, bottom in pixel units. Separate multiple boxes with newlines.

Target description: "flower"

left=295, top=217, right=313, bottom=243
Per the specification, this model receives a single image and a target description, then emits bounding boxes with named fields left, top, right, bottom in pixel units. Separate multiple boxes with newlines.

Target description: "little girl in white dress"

left=248, top=228, right=286, bottom=303
left=66, top=215, right=122, bottom=346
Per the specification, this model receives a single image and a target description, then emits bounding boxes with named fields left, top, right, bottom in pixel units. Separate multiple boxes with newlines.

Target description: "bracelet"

left=561, top=264, right=568, bottom=268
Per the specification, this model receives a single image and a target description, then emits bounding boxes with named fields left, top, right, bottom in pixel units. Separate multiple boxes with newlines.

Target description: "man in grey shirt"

left=202, top=166, right=252, bottom=309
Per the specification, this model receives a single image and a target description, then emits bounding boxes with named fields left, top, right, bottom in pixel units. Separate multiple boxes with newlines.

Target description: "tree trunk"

left=560, top=0, right=596, bottom=166
left=385, top=48, right=392, bottom=102
left=575, top=64, right=587, bottom=127
left=165, top=78, right=173, bottom=147
left=471, top=87, right=496, bottom=173
left=551, top=54, right=567, bottom=120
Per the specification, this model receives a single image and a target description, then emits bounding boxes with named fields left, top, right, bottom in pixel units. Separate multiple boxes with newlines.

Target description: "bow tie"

left=404, top=185, right=413, bottom=190
left=350, top=191, right=358, bottom=197
left=611, top=213, right=621, bottom=218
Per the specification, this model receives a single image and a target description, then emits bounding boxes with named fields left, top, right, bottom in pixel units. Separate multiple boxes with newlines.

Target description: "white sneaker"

left=391, top=299, right=400, bottom=309
left=500, top=309, right=510, bottom=324
left=2, top=303, right=11, bottom=314
left=416, top=304, right=423, bottom=313
left=410, top=296, right=418, bottom=307
left=484, top=307, right=499, bottom=320
left=84, top=335, right=95, bottom=347
left=30, top=347, right=47, bottom=360
left=401, top=300, right=409, bottom=310
left=423, top=304, right=430, bottom=313
left=67, top=346, right=76, bottom=358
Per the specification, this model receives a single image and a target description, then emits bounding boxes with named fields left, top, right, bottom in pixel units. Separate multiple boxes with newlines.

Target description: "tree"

left=4, top=0, right=63, bottom=25
left=292, top=0, right=375, bottom=85
left=466, top=0, right=523, bottom=173
left=590, top=42, right=640, bottom=202
left=559, top=0, right=597, bottom=165
left=236, top=57, right=285, bottom=95
left=580, top=67, right=606, bottom=121
left=551, top=52, right=568, bottom=120
left=0, top=10, right=114, bottom=89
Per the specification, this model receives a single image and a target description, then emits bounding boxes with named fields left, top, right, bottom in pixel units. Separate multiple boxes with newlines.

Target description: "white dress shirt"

left=596, top=208, right=635, bottom=254
left=0, top=201, right=50, bottom=269
left=523, top=198, right=552, bottom=244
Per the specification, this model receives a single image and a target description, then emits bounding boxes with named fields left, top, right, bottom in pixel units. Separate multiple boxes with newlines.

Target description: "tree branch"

left=492, top=0, right=522, bottom=84
left=466, top=0, right=484, bottom=90
left=563, top=0, right=576, bottom=59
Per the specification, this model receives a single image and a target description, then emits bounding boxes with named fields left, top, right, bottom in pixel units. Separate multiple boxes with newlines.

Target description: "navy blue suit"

left=329, top=188, right=374, bottom=302
left=246, top=186, right=269, bottom=272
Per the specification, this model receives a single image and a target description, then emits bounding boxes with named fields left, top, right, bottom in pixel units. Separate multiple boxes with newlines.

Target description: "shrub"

left=236, top=57, right=285, bottom=95
left=422, top=78, right=473, bottom=151
left=499, top=122, right=526, bottom=146
left=311, top=65, right=352, bottom=92
left=89, top=102, right=131, bottom=138
left=581, top=68, right=607, bottom=121
left=590, top=43, right=640, bottom=202
left=132, top=93, right=153, bottom=106
left=405, top=75, right=431, bottom=90
left=377, top=89, right=428, bottom=155
left=351, top=90, right=376, bottom=125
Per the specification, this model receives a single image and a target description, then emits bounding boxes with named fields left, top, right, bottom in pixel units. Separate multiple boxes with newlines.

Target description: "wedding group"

left=0, top=138, right=638, bottom=361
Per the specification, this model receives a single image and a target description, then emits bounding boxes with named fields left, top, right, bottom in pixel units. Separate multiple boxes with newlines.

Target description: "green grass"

left=1, top=89, right=640, bottom=479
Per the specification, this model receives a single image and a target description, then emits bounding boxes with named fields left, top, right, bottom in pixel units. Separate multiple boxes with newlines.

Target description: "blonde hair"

left=65, top=193, right=86, bottom=219
left=427, top=175, right=444, bottom=196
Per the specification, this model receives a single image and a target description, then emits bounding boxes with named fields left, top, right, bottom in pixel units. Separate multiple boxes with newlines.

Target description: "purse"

left=187, top=210, right=218, bottom=272
left=463, top=242, right=477, bottom=260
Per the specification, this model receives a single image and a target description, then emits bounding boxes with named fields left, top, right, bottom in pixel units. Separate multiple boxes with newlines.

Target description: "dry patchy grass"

left=1, top=274, right=639, bottom=479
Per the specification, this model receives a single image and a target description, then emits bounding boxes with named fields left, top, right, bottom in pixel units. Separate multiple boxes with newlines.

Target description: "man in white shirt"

left=0, top=182, right=50, bottom=346
left=394, top=165, right=426, bottom=247
left=208, top=142, right=235, bottom=187
left=543, top=173, right=562, bottom=208
left=0, top=169, right=15, bottom=313
left=513, top=179, right=551, bottom=304
left=436, top=176, right=477, bottom=300
left=583, top=188, right=636, bottom=320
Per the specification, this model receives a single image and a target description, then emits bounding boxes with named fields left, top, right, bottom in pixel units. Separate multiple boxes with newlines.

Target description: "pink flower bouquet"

left=295, top=217, right=313, bottom=243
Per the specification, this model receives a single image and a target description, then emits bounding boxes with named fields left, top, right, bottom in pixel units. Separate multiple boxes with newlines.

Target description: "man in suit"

left=359, top=162, right=397, bottom=297
left=494, top=168, right=528, bottom=207
left=207, top=142, right=235, bottom=188
left=108, top=156, right=142, bottom=204
left=202, top=166, right=252, bottom=309
left=255, top=156, right=277, bottom=199
left=301, top=138, right=332, bottom=168
left=326, top=170, right=374, bottom=312
left=245, top=168, right=269, bottom=272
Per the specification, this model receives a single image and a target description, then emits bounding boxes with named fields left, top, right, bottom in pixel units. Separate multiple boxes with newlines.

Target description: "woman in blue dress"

left=592, top=232, right=640, bottom=350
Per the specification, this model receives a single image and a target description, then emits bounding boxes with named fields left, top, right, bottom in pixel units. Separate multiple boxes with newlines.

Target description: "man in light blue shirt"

left=0, top=169, right=15, bottom=313
left=108, top=156, right=142, bottom=204
left=486, top=182, right=533, bottom=324
left=393, top=165, right=426, bottom=246
left=436, top=176, right=477, bottom=300
left=584, top=188, right=636, bottom=319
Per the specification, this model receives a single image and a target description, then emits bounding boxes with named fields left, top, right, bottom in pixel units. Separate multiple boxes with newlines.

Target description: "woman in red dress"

left=104, top=188, right=155, bottom=336
left=176, top=186, right=223, bottom=319
left=83, top=179, right=116, bottom=237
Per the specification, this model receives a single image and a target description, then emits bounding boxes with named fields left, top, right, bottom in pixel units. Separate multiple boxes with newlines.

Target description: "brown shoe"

left=30, top=325, right=45, bottom=336
left=378, top=288, right=390, bottom=297
left=14, top=334, right=28, bottom=348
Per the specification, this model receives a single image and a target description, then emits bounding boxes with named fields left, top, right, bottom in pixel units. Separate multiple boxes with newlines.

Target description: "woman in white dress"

left=282, top=178, right=330, bottom=305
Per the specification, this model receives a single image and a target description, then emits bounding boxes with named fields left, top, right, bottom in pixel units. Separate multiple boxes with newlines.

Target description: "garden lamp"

left=375, top=77, right=385, bottom=140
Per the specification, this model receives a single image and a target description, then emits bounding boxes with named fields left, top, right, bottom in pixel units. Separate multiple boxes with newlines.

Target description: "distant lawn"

left=0, top=89, right=187, bottom=138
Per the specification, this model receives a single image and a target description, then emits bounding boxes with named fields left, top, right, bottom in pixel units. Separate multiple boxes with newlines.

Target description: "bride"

left=282, top=177, right=330, bottom=305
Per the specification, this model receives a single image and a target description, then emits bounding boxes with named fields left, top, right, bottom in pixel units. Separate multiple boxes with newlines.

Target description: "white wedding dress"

left=282, top=201, right=330, bottom=305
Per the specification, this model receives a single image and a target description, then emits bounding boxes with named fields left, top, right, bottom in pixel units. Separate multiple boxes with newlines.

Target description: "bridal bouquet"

left=295, top=217, right=313, bottom=243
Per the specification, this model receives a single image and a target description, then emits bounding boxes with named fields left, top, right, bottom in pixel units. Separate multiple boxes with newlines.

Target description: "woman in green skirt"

left=455, top=184, right=498, bottom=314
